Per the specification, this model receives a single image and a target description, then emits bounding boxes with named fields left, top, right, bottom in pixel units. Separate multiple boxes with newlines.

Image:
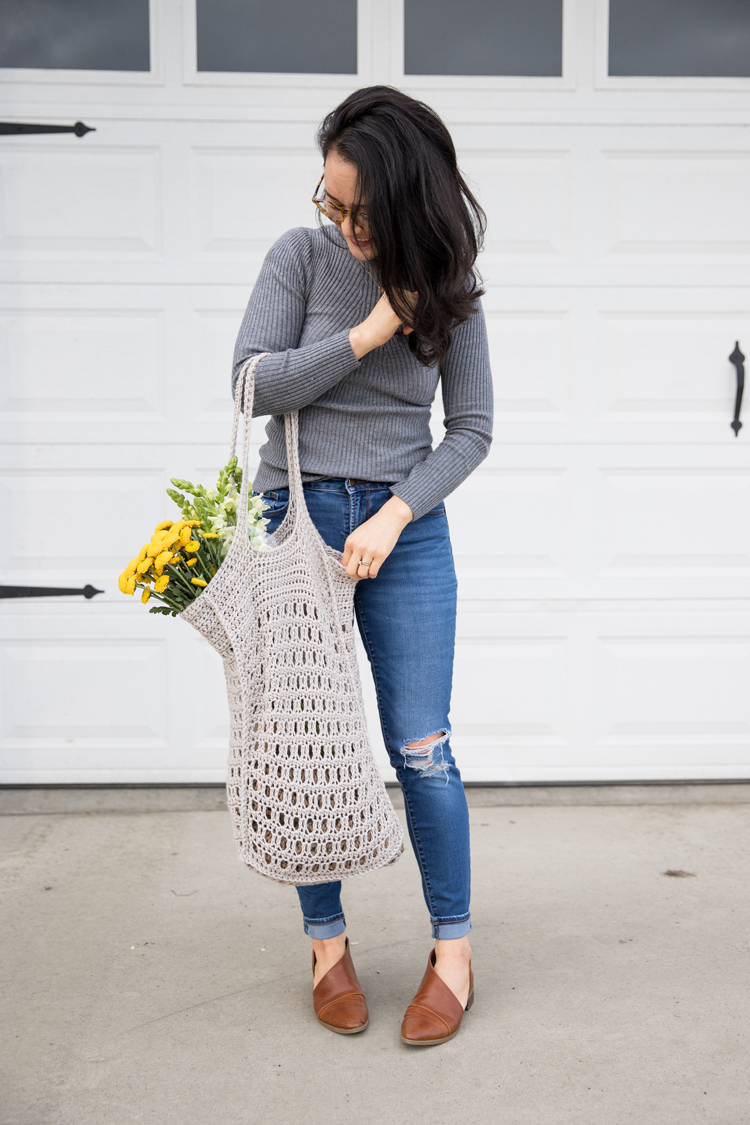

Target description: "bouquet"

left=118, top=457, right=272, bottom=616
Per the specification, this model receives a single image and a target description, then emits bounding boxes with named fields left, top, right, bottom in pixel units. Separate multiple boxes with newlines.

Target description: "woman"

left=232, top=86, right=492, bottom=1046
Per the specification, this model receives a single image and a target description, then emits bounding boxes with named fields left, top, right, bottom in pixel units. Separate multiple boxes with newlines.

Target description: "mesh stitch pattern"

left=181, top=355, right=405, bottom=883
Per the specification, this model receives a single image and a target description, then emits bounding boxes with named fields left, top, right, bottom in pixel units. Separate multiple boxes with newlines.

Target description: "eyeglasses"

left=312, top=174, right=370, bottom=231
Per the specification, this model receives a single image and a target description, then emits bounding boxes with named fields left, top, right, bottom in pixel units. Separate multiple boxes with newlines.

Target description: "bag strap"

left=232, top=354, right=308, bottom=540
left=229, top=356, right=258, bottom=466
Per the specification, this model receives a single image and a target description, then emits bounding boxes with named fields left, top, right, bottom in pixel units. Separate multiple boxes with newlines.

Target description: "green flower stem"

left=163, top=562, right=198, bottom=600
left=135, top=583, right=183, bottom=613
left=190, top=550, right=214, bottom=583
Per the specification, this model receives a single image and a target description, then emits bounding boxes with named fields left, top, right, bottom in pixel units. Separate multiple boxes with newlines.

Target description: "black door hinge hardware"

left=729, top=342, right=745, bottom=437
left=0, top=585, right=103, bottom=600
left=0, top=121, right=95, bottom=137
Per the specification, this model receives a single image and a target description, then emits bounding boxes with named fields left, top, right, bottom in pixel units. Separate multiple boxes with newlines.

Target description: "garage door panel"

left=448, top=467, right=570, bottom=575
left=189, top=148, right=319, bottom=260
left=604, top=152, right=750, bottom=259
left=486, top=310, right=570, bottom=418
left=0, top=145, right=161, bottom=259
left=484, top=287, right=749, bottom=446
left=0, top=307, right=165, bottom=419
left=599, top=311, right=750, bottom=421
left=1, top=468, right=166, bottom=573
left=451, top=638, right=569, bottom=739
left=596, top=636, right=750, bottom=768
left=1, top=638, right=168, bottom=743
left=448, top=608, right=750, bottom=782
left=191, top=306, right=247, bottom=418
left=0, top=613, right=234, bottom=783
left=187, top=633, right=231, bottom=750
left=596, top=468, right=750, bottom=576
left=0, top=285, right=248, bottom=446
left=461, top=151, right=571, bottom=260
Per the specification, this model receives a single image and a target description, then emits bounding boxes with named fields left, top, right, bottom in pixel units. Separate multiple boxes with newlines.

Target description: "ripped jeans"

left=261, top=477, right=471, bottom=942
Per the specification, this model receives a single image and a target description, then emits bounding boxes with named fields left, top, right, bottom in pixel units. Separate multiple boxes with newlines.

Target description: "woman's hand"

left=341, top=495, right=413, bottom=579
left=349, top=291, right=417, bottom=360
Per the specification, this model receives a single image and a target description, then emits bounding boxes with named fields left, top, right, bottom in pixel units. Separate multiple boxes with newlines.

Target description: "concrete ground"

left=1, top=785, right=749, bottom=1125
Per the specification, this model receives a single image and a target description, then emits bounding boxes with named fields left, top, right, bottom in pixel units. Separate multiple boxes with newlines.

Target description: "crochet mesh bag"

left=181, top=355, right=404, bottom=883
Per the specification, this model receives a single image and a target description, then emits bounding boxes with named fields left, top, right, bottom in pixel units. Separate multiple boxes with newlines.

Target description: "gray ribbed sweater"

left=232, top=225, right=493, bottom=522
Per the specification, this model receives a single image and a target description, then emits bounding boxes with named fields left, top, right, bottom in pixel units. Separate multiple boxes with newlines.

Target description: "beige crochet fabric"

left=181, top=354, right=405, bottom=883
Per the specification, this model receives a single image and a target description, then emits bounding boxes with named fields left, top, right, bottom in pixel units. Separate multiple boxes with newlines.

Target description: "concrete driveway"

left=1, top=785, right=749, bottom=1125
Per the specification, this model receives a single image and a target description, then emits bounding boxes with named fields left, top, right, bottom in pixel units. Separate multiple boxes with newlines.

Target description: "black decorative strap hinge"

left=0, top=585, right=103, bottom=600
left=729, top=342, right=745, bottom=437
left=0, top=121, right=95, bottom=137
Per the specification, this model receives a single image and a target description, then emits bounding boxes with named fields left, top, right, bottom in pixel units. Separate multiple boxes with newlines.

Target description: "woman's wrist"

left=348, top=324, right=379, bottom=360
left=348, top=325, right=367, bottom=360
left=383, top=494, right=413, bottom=525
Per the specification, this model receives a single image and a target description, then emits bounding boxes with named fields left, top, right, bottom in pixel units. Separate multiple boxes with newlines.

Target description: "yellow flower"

left=146, top=538, right=163, bottom=558
left=186, top=558, right=197, bottom=567
left=136, top=558, right=152, bottom=576
left=202, top=532, right=218, bottom=539
left=172, top=520, right=186, bottom=533
left=125, top=557, right=140, bottom=577
left=183, top=540, right=199, bottom=553
left=126, top=575, right=136, bottom=596
left=163, top=530, right=180, bottom=549
left=118, top=571, right=130, bottom=594
left=141, top=588, right=151, bottom=604
left=185, top=520, right=201, bottom=528
left=179, top=527, right=192, bottom=547
left=154, top=520, right=173, bottom=532
left=154, top=550, right=173, bottom=575
left=191, top=577, right=207, bottom=587
left=140, top=571, right=152, bottom=584
left=154, top=575, right=170, bottom=594
left=138, top=544, right=149, bottom=561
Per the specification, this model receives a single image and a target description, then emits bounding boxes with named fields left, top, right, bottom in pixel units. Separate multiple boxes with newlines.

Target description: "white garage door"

left=1, top=0, right=749, bottom=783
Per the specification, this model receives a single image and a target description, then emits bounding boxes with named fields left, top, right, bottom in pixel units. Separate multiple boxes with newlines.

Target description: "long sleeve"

left=232, top=227, right=361, bottom=417
left=389, top=303, right=493, bottom=521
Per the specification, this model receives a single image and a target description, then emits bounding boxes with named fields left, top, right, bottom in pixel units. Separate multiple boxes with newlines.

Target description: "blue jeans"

left=261, top=477, right=471, bottom=942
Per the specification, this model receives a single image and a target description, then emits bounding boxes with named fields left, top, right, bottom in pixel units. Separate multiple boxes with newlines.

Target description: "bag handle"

left=232, top=354, right=308, bottom=541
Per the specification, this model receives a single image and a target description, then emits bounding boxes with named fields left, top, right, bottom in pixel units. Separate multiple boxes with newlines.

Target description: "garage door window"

left=196, top=0, right=357, bottom=74
left=404, top=0, right=563, bottom=77
left=609, top=0, right=750, bottom=78
left=0, top=0, right=150, bottom=71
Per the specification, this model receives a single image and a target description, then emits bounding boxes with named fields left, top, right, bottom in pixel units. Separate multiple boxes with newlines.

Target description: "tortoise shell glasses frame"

left=312, top=173, right=370, bottom=231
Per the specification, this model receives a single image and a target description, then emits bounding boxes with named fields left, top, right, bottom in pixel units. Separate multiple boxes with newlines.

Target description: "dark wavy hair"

left=317, top=86, right=486, bottom=367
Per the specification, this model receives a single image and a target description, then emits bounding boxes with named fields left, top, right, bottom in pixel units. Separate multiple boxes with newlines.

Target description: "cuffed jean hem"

left=431, top=917, right=472, bottom=940
left=302, top=915, right=346, bottom=940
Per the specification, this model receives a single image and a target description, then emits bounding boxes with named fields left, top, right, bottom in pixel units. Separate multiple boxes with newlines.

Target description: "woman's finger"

left=345, top=545, right=367, bottom=579
left=361, top=549, right=384, bottom=578
left=344, top=542, right=380, bottom=580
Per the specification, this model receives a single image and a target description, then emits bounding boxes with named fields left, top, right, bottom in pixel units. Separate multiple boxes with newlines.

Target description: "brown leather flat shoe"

left=312, top=937, right=369, bottom=1035
left=400, top=949, right=474, bottom=1046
